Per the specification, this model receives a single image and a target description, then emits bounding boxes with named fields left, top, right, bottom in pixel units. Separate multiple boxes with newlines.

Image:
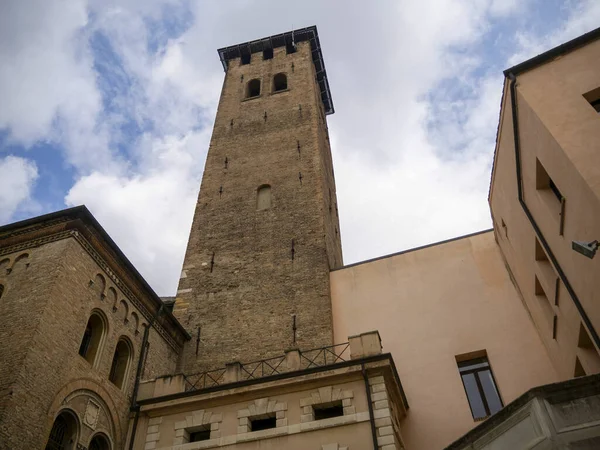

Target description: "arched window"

left=45, top=410, right=79, bottom=450
left=257, top=185, right=272, bottom=210
left=78, top=312, right=107, bottom=367
left=273, top=73, right=287, bottom=92
left=89, top=433, right=111, bottom=450
left=109, top=337, right=132, bottom=390
left=246, top=79, right=261, bottom=98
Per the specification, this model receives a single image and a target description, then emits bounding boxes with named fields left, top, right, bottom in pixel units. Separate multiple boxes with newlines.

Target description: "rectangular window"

left=189, top=427, right=210, bottom=442
left=458, top=356, right=503, bottom=420
left=313, top=401, right=344, bottom=420
left=240, top=53, right=251, bottom=65
left=583, top=87, right=600, bottom=113
left=250, top=416, right=276, bottom=431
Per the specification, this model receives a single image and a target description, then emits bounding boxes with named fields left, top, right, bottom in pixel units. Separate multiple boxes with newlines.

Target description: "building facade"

left=0, top=26, right=600, bottom=450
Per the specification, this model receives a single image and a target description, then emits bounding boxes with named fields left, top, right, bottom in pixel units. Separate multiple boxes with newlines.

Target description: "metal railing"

left=182, top=342, right=350, bottom=393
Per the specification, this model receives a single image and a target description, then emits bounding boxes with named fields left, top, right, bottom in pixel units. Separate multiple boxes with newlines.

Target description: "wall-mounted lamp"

left=572, top=240, right=598, bottom=259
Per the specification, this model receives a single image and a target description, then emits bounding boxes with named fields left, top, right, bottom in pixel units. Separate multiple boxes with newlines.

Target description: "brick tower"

left=174, top=27, right=343, bottom=373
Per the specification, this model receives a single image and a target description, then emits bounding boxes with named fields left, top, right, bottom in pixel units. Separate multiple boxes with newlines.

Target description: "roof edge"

left=332, top=229, right=494, bottom=272
left=0, top=206, right=191, bottom=341
left=504, top=26, right=600, bottom=76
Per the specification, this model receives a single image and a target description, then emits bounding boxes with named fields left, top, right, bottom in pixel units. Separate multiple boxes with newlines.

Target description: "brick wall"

left=174, top=41, right=343, bottom=374
left=0, top=234, right=181, bottom=449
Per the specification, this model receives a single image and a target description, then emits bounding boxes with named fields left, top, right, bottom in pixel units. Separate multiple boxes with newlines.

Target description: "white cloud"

left=65, top=130, right=211, bottom=294
left=0, top=156, right=39, bottom=223
left=0, top=0, right=117, bottom=172
left=2, top=0, right=598, bottom=294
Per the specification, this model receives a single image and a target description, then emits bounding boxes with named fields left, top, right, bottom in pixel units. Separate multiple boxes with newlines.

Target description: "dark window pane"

left=479, top=370, right=503, bottom=414
left=462, top=373, right=487, bottom=419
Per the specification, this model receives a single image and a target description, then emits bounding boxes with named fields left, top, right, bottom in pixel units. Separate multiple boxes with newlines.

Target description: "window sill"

left=271, top=88, right=289, bottom=95
left=242, top=95, right=262, bottom=102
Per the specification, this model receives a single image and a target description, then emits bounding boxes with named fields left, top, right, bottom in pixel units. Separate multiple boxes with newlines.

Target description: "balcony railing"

left=182, top=342, right=351, bottom=393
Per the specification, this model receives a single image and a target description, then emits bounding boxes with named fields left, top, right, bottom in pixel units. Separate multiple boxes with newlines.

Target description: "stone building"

left=0, top=25, right=599, bottom=450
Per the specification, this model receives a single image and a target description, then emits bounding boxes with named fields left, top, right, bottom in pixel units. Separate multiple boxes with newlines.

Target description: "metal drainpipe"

left=128, top=305, right=164, bottom=450
left=507, top=73, right=600, bottom=350
left=362, top=365, right=379, bottom=450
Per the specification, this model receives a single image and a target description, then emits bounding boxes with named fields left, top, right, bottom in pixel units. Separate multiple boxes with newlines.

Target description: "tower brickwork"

left=174, top=28, right=343, bottom=373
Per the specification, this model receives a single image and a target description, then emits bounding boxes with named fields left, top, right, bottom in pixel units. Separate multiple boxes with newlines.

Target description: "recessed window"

left=257, top=184, right=271, bottom=210
left=240, top=53, right=251, bottom=65
left=189, top=426, right=211, bottom=442
left=273, top=73, right=287, bottom=92
left=314, top=401, right=344, bottom=420
left=109, top=337, right=132, bottom=390
left=583, top=87, right=600, bottom=113
left=536, top=158, right=563, bottom=202
left=575, top=356, right=586, bottom=377
left=250, top=416, right=276, bottom=431
left=457, top=355, right=503, bottom=420
left=246, top=79, right=261, bottom=98
left=263, top=48, right=273, bottom=60
left=0, top=284, right=4, bottom=299
left=577, top=323, right=600, bottom=373
left=79, top=312, right=107, bottom=367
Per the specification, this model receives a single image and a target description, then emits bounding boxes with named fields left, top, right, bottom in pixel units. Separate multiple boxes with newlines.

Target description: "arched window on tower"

left=246, top=79, right=261, bottom=98
left=109, top=337, right=132, bottom=390
left=45, top=409, right=79, bottom=450
left=257, top=185, right=272, bottom=210
left=78, top=311, right=107, bottom=367
left=273, top=73, right=287, bottom=92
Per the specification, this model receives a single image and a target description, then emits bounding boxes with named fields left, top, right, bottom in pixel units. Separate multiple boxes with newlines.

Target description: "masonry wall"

left=489, top=39, right=600, bottom=380
left=174, top=41, right=343, bottom=374
left=0, top=236, right=181, bottom=449
left=330, top=231, right=558, bottom=450
left=0, top=243, right=63, bottom=445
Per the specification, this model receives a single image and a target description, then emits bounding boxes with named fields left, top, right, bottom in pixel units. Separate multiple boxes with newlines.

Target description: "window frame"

left=246, top=78, right=261, bottom=99
left=458, top=356, right=503, bottom=420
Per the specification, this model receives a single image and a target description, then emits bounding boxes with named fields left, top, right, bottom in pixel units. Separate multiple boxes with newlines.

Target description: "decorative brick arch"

left=46, top=378, right=123, bottom=449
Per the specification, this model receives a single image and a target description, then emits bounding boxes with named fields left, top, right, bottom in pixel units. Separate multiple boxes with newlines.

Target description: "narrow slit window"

left=257, top=184, right=271, bottom=210
left=457, top=356, right=503, bottom=420
left=246, top=79, right=261, bottom=98
left=0, top=284, right=4, bottom=299
left=273, top=73, right=287, bottom=92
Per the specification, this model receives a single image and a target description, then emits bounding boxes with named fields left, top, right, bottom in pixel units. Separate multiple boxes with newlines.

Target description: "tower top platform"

left=217, top=26, right=334, bottom=115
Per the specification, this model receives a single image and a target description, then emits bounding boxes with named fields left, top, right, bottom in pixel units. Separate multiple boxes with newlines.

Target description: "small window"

left=263, top=48, right=273, bottom=60
left=583, top=87, right=600, bottom=113
left=79, top=312, right=106, bottom=366
left=0, top=284, right=4, bottom=299
left=286, top=41, right=296, bottom=54
left=257, top=184, right=271, bottom=210
left=246, top=79, right=261, bottom=98
left=314, top=401, right=344, bottom=420
left=109, top=338, right=132, bottom=390
left=189, top=426, right=211, bottom=442
left=457, top=356, right=503, bottom=420
left=273, top=73, right=287, bottom=92
left=575, top=356, right=586, bottom=377
left=240, top=53, right=251, bottom=65
left=536, top=158, right=563, bottom=202
left=250, top=416, right=276, bottom=431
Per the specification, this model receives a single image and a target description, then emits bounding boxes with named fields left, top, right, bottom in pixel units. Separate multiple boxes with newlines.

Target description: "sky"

left=1, top=0, right=599, bottom=295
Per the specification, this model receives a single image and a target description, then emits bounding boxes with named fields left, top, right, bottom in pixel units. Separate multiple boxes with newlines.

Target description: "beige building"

left=1, top=26, right=600, bottom=450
